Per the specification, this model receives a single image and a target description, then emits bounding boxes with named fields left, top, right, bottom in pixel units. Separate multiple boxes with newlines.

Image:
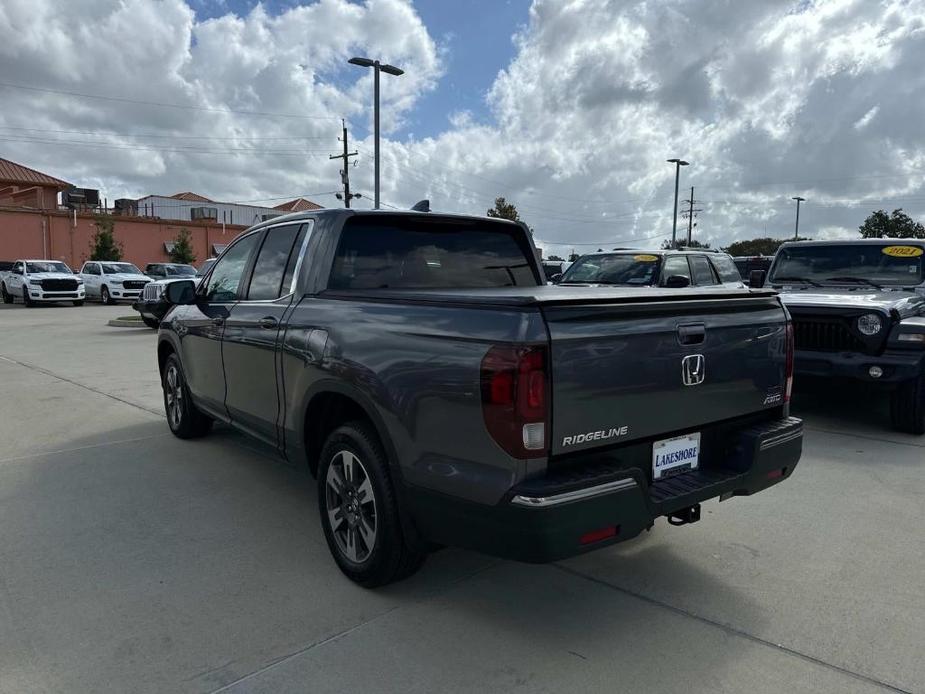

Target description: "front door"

left=223, top=223, right=309, bottom=445
left=81, top=263, right=102, bottom=298
left=175, top=232, right=261, bottom=416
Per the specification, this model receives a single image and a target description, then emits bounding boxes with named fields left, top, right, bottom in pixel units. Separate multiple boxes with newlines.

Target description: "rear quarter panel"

left=280, top=296, right=548, bottom=505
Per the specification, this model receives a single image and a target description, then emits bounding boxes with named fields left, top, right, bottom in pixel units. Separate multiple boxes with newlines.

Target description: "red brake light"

left=481, top=345, right=549, bottom=458
left=580, top=526, right=618, bottom=545
left=784, top=321, right=794, bottom=402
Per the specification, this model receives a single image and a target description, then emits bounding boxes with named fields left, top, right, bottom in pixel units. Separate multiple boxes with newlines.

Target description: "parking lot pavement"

left=0, top=304, right=922, bottom=694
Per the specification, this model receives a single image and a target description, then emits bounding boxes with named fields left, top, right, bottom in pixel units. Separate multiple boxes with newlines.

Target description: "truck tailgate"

left=544, top=294, right=788, bottom=456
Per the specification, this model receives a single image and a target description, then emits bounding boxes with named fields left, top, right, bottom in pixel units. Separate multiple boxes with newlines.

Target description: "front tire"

left=101, top=286, right=113, bottom=305
left=162, top=354, right=213, bottom=438
left=890, top=374, right=925, bottom=435
left=73, top=300, right=84, bottom=307
left=318, top=421, right=426, bottom=587
left=22, top=287, right=34, bottom=307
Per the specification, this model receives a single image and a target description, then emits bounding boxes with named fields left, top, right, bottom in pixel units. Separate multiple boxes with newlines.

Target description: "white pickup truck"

left=78, top=261, right=151, bottom=305
left=1, top=259, right=86, bottom=306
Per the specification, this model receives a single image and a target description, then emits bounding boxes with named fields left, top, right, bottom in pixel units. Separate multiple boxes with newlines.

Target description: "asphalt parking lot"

left=0, top=302, right=922, bottom=694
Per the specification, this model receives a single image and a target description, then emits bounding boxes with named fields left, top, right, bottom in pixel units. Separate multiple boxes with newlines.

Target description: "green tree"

left=89, top=215, right=122, bottom=261
left=547, top=254, right=564, bottom=261
left=487, top=197, right=521, bottom=222
left=661, top=238, right=711, bottom=250
left=858, top=209, right=925, bottom=239
left=169, top=228, right=197, bottom=264
left=725, top=237, right=791, bottom=256
left=568, top=253, right=580, bottom=262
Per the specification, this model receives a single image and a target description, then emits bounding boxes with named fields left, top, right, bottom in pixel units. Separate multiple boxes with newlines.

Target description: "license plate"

left=652, top=432, right=700, bottom=480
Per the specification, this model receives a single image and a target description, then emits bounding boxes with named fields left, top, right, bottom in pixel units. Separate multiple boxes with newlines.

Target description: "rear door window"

left=711, top=255, right=742, bottom=283
left=660, top=255, right=692, bottom=285
left=690, top=255, right=719, bottom=285
left=330, top=217, right=539, bottom=289
left=246, top=224, right=303, bottom=300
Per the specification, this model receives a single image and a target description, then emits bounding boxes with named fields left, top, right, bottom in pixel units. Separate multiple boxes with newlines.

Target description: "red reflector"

left=767, top=467, right=786, bottom=480
left=579, top=526, right=618, bottom=545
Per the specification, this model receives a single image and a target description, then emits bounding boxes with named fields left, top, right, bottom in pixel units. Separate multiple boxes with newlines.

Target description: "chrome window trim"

left=232, top=220, right=314, bottom=304
left=511, top=477, right=636, bottom=508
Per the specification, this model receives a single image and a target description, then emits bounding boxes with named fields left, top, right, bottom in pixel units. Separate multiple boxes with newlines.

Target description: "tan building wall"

left=0, top=207, right=247, bottom=269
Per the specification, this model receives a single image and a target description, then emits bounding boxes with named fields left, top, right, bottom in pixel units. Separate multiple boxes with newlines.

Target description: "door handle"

left=259, top=316, right=279, bottom=329
left=211, top=317, right=225, bottom=327
left=678, top=323, right=706, bottom=345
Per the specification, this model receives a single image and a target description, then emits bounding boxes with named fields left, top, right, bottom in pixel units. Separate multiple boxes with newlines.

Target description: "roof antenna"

left=411, top=199, right=430, bottom=212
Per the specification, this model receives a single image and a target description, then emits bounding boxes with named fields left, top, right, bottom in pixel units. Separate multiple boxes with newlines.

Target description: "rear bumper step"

left=406, top=416, right=803, bottom=563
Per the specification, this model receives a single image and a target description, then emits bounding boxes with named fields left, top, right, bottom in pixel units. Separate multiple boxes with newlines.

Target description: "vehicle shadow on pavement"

left=791, top=378, right=894, bottom=434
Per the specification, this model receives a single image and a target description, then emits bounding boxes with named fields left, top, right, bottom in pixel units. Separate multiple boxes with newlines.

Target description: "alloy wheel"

left=325, top=450, right=378, bottom=564
left=164, top=364, right=183, bottom=429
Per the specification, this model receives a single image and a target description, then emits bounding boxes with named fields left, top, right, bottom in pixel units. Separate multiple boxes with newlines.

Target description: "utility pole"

left=667, top=158, right=689, bottom=248
left=792, top=196, right=805, bottom=240
left=330, top=120, right=358, bottom=208
left=680, top=187, right=703, bottom=245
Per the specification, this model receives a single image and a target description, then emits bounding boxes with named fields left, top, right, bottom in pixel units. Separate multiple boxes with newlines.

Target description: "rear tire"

left=318, top=421, right=426, bottom=587
left=1, top=284, right=12, bottom=304
left=101, top=286, right=113, bottom=305
left=890, top=374, right=925, bottom=435
left=162, top=353, right=213, bottom=439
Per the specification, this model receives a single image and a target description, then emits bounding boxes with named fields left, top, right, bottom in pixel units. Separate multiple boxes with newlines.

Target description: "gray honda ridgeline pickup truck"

left=155, top=209, right=803, bottom=586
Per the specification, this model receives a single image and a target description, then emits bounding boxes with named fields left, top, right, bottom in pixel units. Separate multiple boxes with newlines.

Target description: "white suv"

left=79, top=261, right=151, bottom=304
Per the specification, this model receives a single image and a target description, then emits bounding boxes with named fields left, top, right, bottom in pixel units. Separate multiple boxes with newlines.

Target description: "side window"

left=661, top=255, right=692, bottom=285
left=690, top=255, right=719, bottom=285
left=712, top=255, right=743, bottom=283
left=280, top=223, right=310, bottom=294
left=13, top=261, right=22, bottom=273
left=85, top=263, right=100, bottom=276
left=203, top=233, right=260, bottom=303
left=246, top=224, right=303, bottom=301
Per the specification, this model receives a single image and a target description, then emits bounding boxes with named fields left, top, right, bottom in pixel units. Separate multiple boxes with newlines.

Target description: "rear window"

left=712, top=255, right=743, bottom=283
left=561, top=253, right=662, bottom=285
left=329, top=217, right=539, bottom=290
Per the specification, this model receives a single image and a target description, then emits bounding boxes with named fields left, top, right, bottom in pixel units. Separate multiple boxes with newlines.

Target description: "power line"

left=0, top=125, right=336, bottom=141
left=0, top=81, right=341, bottom=120
left=0, top=135, right=335, bottom=157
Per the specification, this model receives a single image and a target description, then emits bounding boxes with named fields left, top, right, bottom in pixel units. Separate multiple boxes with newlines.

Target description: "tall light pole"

left=667, top=158, right=689, bottom=247
left=792, top=196, right=806, bottom=240
left=349, top=56, right=404, bottom=210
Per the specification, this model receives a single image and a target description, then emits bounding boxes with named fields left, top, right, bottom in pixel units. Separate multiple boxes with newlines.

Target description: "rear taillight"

left=480, top=344, right=549, bottom=458
left=784, top=321, right=794, bottom=402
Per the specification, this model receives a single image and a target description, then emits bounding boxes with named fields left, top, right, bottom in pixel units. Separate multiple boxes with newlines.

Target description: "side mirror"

left=665, top=274, right=691, bottom=288
left=748, top=270, right=767, bottom=288
left=549, top=273, right=563, bottom=284
left=13, top=268, right=23, bottom=275
left=164, top=279, right=196, bottom=305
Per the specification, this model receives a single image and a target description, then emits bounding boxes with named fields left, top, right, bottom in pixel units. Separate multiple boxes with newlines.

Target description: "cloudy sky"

left=1, top=0, right=924, bottom=256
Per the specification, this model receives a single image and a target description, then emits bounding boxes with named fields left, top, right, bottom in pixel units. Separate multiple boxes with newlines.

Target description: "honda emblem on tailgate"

left=681, top=354, right=705, bottom=386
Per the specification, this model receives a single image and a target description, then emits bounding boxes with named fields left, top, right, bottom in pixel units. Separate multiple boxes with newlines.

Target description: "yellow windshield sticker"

left=882, top=245, right=924, bottom=258
left=633, top=254, right=659, bottom=262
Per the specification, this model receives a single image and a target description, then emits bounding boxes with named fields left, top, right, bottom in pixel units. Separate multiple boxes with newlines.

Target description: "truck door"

left=175, top=232, right=261, bottom=415
left=9, top=261, right=24, bottom=293
left=81, top=263, right=101, bottom=298
left=222, top=222, right=309, bottom=447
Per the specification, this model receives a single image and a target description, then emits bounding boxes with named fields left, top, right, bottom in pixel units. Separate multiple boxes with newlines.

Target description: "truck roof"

left=247, top=207, right=525, bottom=234
left=779, top=238, right=925, bottom=248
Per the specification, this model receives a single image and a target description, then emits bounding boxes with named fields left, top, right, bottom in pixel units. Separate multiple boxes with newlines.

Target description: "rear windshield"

left=770, top=244, right=925, bottom=286
left=329, top=217, right=540, bottom=289
left=561, top=253, right=661, bottom=285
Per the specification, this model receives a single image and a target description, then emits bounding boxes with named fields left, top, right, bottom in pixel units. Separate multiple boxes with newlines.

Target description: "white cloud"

left=1, top=0, right=924, bottom=257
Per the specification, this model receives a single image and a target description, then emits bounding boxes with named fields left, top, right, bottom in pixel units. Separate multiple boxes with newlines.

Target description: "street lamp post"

left=792, top=196, right=806, bottom=240
left=667, top=158, right=689, bottom=247
left=348, top=57, right=404, bottom=210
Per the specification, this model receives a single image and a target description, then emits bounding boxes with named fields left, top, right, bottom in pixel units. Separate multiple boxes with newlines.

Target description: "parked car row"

left=0, top=259, right=215, bottom=308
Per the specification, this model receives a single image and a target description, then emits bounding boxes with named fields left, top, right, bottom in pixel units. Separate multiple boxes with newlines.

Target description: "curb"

left=107, top=317, right=146, bottom=327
